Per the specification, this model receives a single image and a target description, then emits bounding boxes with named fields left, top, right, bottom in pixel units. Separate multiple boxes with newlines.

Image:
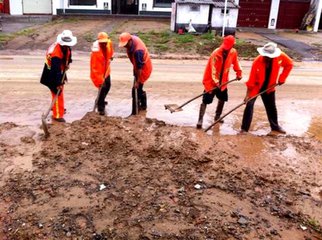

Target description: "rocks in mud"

left=2, top=115, right=322, bottom=239
left=237, top=217, right=249, bottom=226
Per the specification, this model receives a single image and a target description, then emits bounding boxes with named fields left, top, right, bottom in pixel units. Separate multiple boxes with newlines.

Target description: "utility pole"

left=222, top=0, right=228, bottom=37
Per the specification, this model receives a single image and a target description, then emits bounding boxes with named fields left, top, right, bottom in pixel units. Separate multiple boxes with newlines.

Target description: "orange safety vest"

left=246, top=52, right=293, bottom=97
left=45, top=42, right=71, bottom=72
left=90, top=40, right=114, bottom=88
left=203, top=46, right=242, bottom=92
left=127, top=36, right=152, bottom=83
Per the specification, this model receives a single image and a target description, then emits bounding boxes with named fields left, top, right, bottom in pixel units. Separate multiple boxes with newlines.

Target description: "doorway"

left=112, top=0, right=138, bottom=15
left=23, top=0, right=52, bottom=14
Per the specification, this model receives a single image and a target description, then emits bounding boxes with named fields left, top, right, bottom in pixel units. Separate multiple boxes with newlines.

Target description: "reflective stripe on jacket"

left=127, top=36, right=152, bottom=83
left=203, top=47, right=242, bottom=92
left=246, top=52, right=293, bottom=97
left=90, top=40, right=114, bottom=88
left=45, top=42, right=71, bottom=72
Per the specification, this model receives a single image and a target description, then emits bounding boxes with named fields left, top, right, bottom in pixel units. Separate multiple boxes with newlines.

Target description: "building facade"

left=5, top=0, right=322, bottom=32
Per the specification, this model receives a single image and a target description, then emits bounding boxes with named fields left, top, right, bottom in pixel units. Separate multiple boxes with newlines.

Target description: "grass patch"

left=306, top=218, right=321, bottom=232
left=16, top=28, right=36, bottom=37
left=83, top=32, right=96, bottom=43
left=174, top=34, right=195, bottom=44
left=129, top=30, right=259, bottom=58
left=0, top=33, right=14, bottom=49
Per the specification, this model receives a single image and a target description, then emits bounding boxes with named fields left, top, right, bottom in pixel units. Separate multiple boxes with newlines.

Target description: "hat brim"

left=118, top=40, right=128, bottom=47
left=98, top=39, right=108, bottom=43
left=57, top=34, right=77, bottom=47
left=257, top=47, right=281, bottom=58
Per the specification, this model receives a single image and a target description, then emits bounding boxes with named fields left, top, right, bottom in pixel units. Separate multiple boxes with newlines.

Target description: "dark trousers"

left=97, top=76, right=111, bottom=112
left=132, top=83, right=147, bottom=110
left=241, top=91, right=279, bottom=132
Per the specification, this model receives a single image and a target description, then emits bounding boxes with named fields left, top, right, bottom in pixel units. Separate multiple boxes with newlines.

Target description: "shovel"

left=132, top=77, right=139, bottom=115
left=41, top=72, right=66, bottom=137
left=204, top=84, right=279, bottom=132
left=164, top=78, right=238, bottom=113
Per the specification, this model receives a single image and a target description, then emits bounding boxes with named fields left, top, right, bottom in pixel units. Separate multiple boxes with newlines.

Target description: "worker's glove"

left=213, top=79, right=219, bottom=85
left=278, top=82, right=284, bottom=86
left=236, top=76, right=242, bottom=81
left=63, top=75, right=68, bottom=84
left=243, top=95, right=249, bottom=103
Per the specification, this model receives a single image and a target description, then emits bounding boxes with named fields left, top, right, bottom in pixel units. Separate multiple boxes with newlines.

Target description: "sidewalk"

left=237, top=27, right=322, bottom=61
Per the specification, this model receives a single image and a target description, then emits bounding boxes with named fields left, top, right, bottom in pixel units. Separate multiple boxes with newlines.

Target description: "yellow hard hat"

left=97, top=32, right=109, bottom=43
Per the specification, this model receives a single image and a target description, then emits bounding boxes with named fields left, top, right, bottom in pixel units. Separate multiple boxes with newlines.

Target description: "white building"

left=8, top=0, right=174, bottom=16
left=171, top=0, right=239, bottom=33
left=6, top=0, right=322, bottom=32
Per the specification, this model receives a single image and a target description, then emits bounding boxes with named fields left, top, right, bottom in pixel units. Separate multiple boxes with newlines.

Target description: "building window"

left=69, top=0, right=96, bottom=6
left=221, top=9, right=229, bottom=15
left=153, top=0, right=174, bottom=8
left=190, top=4, right=200, bottom=12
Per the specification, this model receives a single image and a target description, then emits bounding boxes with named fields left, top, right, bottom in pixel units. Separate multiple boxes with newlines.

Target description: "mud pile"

left=1, top=113, right=322, bottom=239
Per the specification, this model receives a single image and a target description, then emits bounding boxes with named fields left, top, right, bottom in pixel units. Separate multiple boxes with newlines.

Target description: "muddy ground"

left=1, top=111, right=322, bottom=239
left=0, top=18, right=322, bottom=239
left=0, top=55, right=322, bottom=239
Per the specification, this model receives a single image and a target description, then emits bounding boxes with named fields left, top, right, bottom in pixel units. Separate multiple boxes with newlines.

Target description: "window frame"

left=69, top=0, right=97, bottom=6
left=153, top=0, right=174, bottom=8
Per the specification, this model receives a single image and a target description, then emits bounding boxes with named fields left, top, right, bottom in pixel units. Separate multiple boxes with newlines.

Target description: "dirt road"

left=0, top=52, right=322, bottom=239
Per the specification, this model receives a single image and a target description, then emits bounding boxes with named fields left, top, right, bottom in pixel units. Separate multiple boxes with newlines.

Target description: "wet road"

left=0, top=53, right=322, bottom=138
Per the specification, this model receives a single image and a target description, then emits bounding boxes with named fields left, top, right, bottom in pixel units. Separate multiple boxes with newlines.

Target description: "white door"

left=23, top=0, right=52, bottom=14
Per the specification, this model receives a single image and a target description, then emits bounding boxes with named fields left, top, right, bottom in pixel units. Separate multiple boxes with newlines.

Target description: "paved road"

left=0, top=53, right=322, bottom=137
left=261, top=33, right=318, bottom=61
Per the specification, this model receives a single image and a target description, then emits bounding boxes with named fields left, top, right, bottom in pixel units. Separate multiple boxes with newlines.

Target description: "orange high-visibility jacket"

left=45, top=42, right=71, bottom=72
left=40, top=42, right=71, bottom=93
left=203, top=47, right=242, bottom=92
left=127, top=36, right=152, bottom=83
left=246, top=52, right=293, bottom=97
left=90, top=39, right=114, bottom=88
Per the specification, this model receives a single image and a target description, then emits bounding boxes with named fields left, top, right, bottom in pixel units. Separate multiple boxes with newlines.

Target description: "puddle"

left=0, top=126, right=36, bottom=146
left=281, top=143, right=298, bottom=159
left=0, top=91, right=320, bottom=139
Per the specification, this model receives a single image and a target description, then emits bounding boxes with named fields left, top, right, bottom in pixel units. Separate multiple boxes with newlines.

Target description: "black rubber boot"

left=196, top=103, right=207, bottom=129
left=214, top=100, right=225, bottom=123
left=140, top=91, right=147, bottom=110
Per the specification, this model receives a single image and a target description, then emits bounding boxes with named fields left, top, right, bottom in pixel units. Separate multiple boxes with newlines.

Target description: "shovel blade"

left=164, top=104, right=183, bottom=113
left=41, top=115, right=50, bottom=137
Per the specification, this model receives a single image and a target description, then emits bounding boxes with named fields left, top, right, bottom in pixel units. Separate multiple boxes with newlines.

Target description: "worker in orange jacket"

left=118, top=32, right=152, bottom=115
left=40, top=30, right=77, bottom=122
left=90, top=32, right=114, bottom=115
left=241, top=42, right=293, bottom=134
left=197, top=35, right=242, bottom=129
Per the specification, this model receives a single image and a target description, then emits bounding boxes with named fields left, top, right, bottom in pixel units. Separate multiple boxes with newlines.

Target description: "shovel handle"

left=175, top=78, right=238, bottom=111
left=43, top=88, right=61, bottom=119
left=133, top=77, right=139, bottom=115
left=204, top=83, right=279, bottom=132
